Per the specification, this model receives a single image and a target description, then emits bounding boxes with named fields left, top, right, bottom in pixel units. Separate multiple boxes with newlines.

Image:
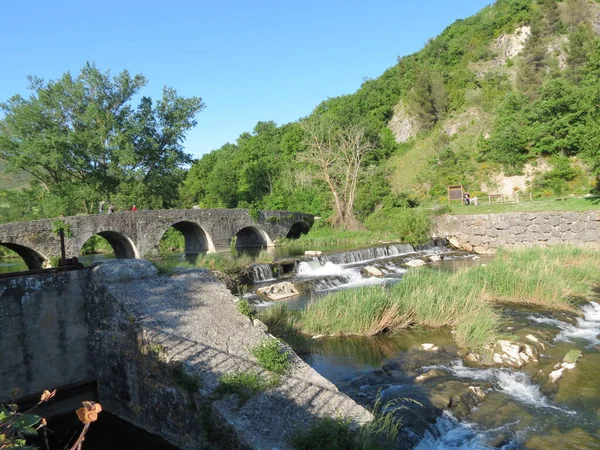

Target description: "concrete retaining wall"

left=0, top=270, right=93, bottom=403
left=433, top=211, right=600, bottom=253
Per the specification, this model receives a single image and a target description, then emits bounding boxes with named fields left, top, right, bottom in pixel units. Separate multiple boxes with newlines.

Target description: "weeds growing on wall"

left=216, top=372, right=280, bottom=405
left=251, top=339, right=290, bottom=374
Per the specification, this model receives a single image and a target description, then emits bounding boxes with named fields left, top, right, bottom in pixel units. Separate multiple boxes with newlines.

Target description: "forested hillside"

left=181, top=0, right=600, bottom=226
left=1, top=0, right=599, bottom=230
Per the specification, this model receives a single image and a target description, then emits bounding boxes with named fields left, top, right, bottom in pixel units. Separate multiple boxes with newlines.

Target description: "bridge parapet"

left=0, top=209, right=314, bottom=269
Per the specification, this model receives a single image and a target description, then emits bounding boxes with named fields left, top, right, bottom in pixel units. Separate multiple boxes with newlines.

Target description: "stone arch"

left=0, top=243, right=47, bottom=270
left=79, top=231, right=138, bottom=259
left=285, top=222, right=310, bottom=239
left=234, top=226, right=273, bottom=249
left=161, top=221, right=215, bottom=255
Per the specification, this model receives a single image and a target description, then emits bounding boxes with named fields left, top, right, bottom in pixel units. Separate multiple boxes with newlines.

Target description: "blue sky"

left=1, top=0, right=492, bottom=159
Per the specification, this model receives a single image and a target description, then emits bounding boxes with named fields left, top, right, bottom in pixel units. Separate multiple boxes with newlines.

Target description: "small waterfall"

left=414, top=238, right=448, bottom=252
left=318, top=243, right=416, bottom=265
left=297, top=260, right=346, bottom=277
left=251, top=264, right=276, bottom=283
left=415, top=411, right=513, bottom=450
left=426, top=361, right=569, bottom=412
left=529, top=302, right=600, bottom=347
left=312, top=275, right=356, bottom=291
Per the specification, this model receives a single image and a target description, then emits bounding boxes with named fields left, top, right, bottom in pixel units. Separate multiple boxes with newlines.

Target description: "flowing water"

left=246, top=244, right=600, bottom=449
left=0, top=253, right=116, bottom=274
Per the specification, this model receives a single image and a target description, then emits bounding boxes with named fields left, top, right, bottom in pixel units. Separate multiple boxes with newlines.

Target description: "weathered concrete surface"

left=0, top=270, right=93, bottom=403
left=0, top=209, right=314, bottom=268
left=434, top=211, right=600, bottom=254
left=87, top=261, right=371, bottom=449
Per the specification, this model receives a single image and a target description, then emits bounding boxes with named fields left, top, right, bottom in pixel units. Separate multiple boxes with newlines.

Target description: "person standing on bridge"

left=131, top=205, right=138, bottom=212
left=98, top=201, right=105, bottom=215
left=107, top=204, right=114, bottom=214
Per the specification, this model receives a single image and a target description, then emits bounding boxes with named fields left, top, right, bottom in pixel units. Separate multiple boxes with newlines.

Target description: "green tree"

left=0, top=63, right=204, bottom=215
left=409, top=66, right=448, bottom=129
left=517, top=19, right=548, bottom=96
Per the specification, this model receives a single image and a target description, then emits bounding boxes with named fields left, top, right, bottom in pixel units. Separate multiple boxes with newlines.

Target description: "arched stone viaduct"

left=0, top=209, right=314, bottom=269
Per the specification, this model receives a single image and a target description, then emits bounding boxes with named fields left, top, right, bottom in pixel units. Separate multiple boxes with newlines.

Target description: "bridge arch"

left=78, top=231, right=139, bottom=260
left=0, top=243, right=47, bottom=270
left=160, top=221, right=215, bottom=255
left=285, top=222, right=310, bottom=239
left=234, top=226, right=273, bottom=249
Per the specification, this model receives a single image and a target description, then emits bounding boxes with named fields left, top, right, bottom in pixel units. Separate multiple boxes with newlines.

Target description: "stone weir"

left=0, top=261, right=371, bottom=449
left=434, top=211, right=600, bottom=254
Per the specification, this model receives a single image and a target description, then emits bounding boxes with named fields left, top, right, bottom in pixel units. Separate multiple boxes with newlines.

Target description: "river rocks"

left=415, top=369, right=448, bottom=383
left=429, top=255, right=442, bottom=262
left=547, top=351, right=582, bottom=384
left=563, top=349, right=582, bottom=364
left=421, top=343, right=439, bottom=351
left=256, top=282, right=299, bottom=300
left=405, top=259, right=426, bottom=268
left=428, top=381, right=488, bottom=418
left=304, top=250, right=322, bottom=257
left=524, top=427, right=600, bottom=449
left=465, top=339, right=539, bottom=368
left=363, top=266, right=384, bottom=277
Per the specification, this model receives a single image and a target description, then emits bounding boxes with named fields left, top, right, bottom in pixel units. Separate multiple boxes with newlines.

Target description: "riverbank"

left=261, top=246, right=600, bottom=349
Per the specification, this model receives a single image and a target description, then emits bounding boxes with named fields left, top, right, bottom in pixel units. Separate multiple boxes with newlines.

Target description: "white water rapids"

left=529, top=301, right=600, bottom=347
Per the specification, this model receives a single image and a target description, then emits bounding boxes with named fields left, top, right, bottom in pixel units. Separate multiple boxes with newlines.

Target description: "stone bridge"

left=0, top=209, right=314, bottom=269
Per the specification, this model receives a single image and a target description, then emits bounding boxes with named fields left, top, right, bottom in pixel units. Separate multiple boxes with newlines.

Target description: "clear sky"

left=1, top=0, right=492, bottom=159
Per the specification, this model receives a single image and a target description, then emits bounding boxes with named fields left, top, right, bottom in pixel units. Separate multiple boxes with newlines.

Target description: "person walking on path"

left=131, top=205, right=138, bottom=212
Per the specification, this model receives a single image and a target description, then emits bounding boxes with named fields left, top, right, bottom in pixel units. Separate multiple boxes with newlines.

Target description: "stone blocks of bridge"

left=0, top=209, right=314, bottom=269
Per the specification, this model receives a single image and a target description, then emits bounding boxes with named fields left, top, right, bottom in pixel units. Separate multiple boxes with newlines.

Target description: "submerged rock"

left=428, top=381, right=487, bottom=418
left=405, top=259, right=426, bottom=268
left=563, top=349, right=582, bottom=364
left=415, top=369, right=448, bottom=383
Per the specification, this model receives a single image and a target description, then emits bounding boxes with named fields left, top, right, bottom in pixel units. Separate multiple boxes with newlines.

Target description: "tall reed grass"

left=260, top=246, right=600, bottom=349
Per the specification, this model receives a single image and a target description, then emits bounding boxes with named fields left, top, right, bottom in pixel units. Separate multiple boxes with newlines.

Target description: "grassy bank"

left=279, top=207, right=432, bottom=248
left=261, top=246, right=600, bottom=348
left=446, top=196, right=600, bottom=216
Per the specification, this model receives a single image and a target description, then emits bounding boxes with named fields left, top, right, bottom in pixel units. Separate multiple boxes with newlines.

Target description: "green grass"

left=251, top=338, right=291, bottom=374
left=463, top=246, right=600, bottom=309
left=291, top=396, right=404, bottom=450
left=261, top=246, right=600, bottom=349
left=446, top=196, right=600, bottom=215
left=298, top=270, right=501, bottom=348
left=216, top=372, right=279, bottom=405
left=292, top=417, right=355, bottom=450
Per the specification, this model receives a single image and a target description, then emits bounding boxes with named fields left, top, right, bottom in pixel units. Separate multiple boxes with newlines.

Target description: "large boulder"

left=256, top=282, right=300, bottom=300
left=428, top=381, right=488, bottom=418
left=92, top=259, right=158, bottom=283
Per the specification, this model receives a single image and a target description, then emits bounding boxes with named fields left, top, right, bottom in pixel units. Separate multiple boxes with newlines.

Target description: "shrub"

left=363, top=207, right=432, bottom=244
left=251, top=339, right=290, bottom=374
left=237, top=299, right=257, bottom=319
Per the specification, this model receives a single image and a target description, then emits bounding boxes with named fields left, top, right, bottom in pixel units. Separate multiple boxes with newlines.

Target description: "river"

left=244, top=243, right=600, bottom=449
